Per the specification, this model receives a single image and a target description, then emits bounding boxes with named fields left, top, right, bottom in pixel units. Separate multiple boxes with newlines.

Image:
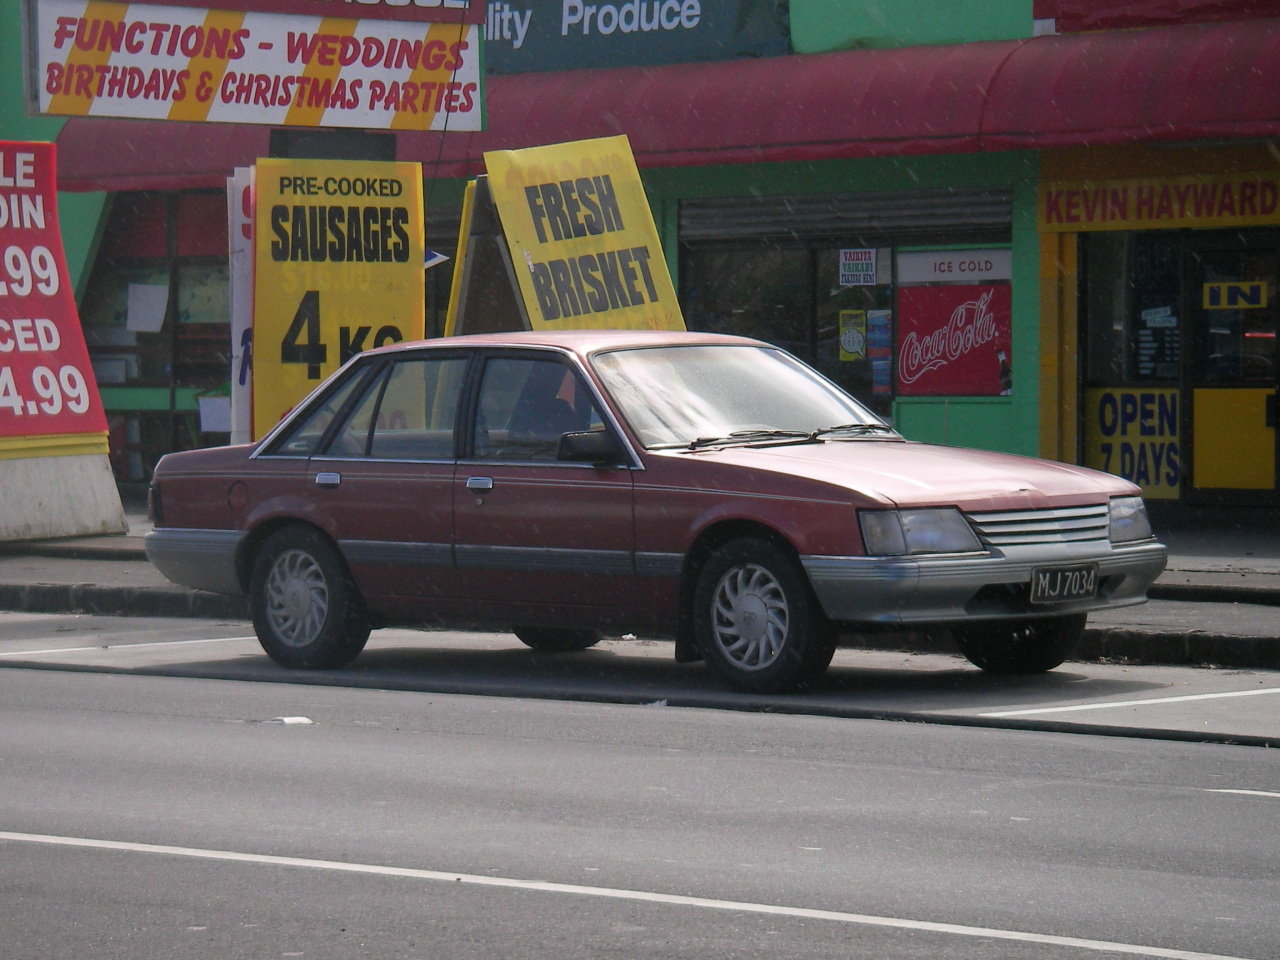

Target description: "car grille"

left=965, top=504, right=1110, bottom=546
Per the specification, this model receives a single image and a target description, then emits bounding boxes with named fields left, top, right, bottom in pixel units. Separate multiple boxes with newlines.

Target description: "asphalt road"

left=2, top=613, right=1279, bottom=959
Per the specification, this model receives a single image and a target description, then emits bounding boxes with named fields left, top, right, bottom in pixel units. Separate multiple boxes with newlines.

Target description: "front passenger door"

left=453, top=353, right=637, bottom=615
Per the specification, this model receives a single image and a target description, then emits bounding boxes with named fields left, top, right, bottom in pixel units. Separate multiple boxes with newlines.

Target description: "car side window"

left=327, top=356, right=467, bottom=460
left=266, top=369, right=369, bottom=457
left=474, top=356, right=603, bottom=461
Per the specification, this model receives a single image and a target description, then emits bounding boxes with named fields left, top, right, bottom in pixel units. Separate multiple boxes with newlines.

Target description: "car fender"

left=237, top=495, right=346, bottom=583
left=682, top=490, right=860, bottom=561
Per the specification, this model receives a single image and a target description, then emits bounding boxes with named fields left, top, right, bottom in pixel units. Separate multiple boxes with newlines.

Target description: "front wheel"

left=693, top=538, right=834, bottom=693
left=513, top=627, right=602, bottom=652
left=250, top=526, right=371, bottom=669
left=952, top=614, right=1086, bottom=674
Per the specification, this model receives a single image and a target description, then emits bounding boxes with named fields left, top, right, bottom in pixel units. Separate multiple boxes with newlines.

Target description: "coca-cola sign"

left=896, top=284, right=1012, bottom=396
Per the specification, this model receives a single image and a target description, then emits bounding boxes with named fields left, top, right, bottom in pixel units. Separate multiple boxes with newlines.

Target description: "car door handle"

left=466, top=476, right=494, bottom=493
left=315, top=472, right=341, bottom=488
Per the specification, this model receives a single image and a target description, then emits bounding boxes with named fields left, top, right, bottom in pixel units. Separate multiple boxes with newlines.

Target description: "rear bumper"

left=146, top=527, right=246, bottom=596
left=801, top=539, right=1168, bottom=625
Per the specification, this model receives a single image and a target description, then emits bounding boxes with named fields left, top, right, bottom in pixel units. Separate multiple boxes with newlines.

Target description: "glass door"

left=1187, top=236, right=1279, bottom=502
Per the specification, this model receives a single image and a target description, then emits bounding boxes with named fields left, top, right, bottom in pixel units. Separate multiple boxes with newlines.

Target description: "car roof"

left=362, top=328, right=768, bottom=361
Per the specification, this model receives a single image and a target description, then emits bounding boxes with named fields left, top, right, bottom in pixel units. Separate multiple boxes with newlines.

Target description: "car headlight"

left=1109, top=496, right=1153, bottom=543
left=859, top=508, right=982, bottom=556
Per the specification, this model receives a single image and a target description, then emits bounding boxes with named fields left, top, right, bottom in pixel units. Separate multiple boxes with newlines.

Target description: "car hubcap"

left=711, top=562, right=789, bottom=670
left=265, top=549, right=328, bottom=647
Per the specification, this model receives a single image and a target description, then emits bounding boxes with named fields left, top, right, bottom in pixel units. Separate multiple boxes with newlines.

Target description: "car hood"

left=674, top=439, right=1135, bottom=510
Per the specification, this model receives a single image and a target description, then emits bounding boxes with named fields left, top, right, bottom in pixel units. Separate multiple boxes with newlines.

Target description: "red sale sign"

left=896, top=284, right=1013, bottom=396
left=0, top=142, right=107, bottom=439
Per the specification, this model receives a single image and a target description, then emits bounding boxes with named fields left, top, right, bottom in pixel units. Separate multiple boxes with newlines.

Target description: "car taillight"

left=148, top=484, right=162, bottom=525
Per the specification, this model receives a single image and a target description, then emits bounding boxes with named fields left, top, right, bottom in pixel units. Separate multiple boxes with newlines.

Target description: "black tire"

left=953, top=613, right=1086, bottom=674
left=693, top=537, right=835, bottom=693
left=249, top=526, right=371, bottom=669
left=513, top=627, right=602, bottom=652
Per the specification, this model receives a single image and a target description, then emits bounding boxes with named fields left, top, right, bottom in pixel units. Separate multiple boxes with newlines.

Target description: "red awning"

left=55, top=16, right=1280, bottom=192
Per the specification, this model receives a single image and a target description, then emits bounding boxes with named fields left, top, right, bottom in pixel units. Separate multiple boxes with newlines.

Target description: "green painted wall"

left=1, top=0, right=109, bottom=296
left=789, top=0, right=1034, bottom=51
left=641, top=151, right=1045, bottom=456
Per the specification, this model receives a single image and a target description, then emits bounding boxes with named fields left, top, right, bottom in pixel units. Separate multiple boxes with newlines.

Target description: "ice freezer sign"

left=484, top=136, right=684, bottom=331
left=252, top=157, right=424, bottom=438
left=0, top=142, right=107, bottom=441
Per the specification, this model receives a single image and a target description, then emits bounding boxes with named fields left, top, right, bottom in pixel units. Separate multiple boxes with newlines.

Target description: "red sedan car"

left=147, top=330, right=1167, bottom=693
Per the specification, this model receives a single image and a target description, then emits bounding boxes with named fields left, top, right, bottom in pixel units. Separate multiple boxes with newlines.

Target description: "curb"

left=1149, top=581, right=1280, bottom=606
left=0, top=583, right=248, bottom=620
left=1078, top=625, right=1279, bottom=670
left=0, top=580, right=1274, bottom=671
left=0, top=542, right=149, bottom=562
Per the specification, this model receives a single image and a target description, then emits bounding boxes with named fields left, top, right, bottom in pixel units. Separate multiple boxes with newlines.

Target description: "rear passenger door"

left=304, top=351, right=468, bottom=600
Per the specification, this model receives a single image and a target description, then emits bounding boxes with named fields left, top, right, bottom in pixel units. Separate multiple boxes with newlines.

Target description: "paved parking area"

left=1, top=610, right=1276, bottom=746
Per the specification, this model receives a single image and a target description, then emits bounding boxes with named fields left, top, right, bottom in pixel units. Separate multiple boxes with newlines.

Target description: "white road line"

left=980, top=687, right=1280, bottom=717
left=1206, top=789, right=1280, bottom=800
left=0, top=831, right=1257, bottom=960
left=0, top=636, right=256, bottom=657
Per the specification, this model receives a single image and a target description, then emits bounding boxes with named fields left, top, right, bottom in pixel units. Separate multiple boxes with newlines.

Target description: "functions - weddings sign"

left=28, top=0, right=484, bottom=131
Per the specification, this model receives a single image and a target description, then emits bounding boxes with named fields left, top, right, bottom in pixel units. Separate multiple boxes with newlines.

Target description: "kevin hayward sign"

left=895, top=284, right=1012, bottom=397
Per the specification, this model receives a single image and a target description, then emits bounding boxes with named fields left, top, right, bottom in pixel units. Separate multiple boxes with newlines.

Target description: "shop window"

left=814, top=245, right=894, bottom=408
left=682, top=246, right=811, bottom=347
left=681, top=243, right=894, bottom=414
left=81, top=192, right=233, bottom=486
left=174, top=262, right=231, bottom=391
left=1083, top=232, right=1182, bottom=384
left=82, top=263, right=172, bottom=384
left=1191, top=247, right=1278, bottom=384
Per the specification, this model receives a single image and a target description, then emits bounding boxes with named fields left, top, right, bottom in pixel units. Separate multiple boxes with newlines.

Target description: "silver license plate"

left=1030, top=563, right=1098, bottom=604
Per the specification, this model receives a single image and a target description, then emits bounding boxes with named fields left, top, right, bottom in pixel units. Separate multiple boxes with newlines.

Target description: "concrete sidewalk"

left=0, top=509, right=1275, bottom=669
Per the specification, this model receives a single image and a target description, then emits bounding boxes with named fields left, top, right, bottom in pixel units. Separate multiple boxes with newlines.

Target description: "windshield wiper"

left=687, top=429, right=815, bottom=450
left=810, top=423, right=899, bottom=440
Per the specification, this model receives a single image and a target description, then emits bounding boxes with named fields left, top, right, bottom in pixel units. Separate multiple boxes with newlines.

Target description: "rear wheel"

left=693, top=537, right=834, bottom=693
left=250, top=526, right=370, bottom=669
left=513, top=627, right=602, bottom=652
left=953, top=614, right=1086, bottom=674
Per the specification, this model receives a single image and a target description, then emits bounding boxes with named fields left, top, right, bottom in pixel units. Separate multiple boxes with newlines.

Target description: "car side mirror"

left=557, top=429, right=624, bottom=466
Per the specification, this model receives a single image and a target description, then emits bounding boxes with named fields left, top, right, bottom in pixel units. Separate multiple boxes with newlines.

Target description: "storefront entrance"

left=1081, top=228, right=1279, bottom=505
left=1186, top=237, right=1278, bottom=500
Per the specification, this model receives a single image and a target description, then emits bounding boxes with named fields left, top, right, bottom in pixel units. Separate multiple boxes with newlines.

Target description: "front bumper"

left=801, top=538, right=1168, bottom=625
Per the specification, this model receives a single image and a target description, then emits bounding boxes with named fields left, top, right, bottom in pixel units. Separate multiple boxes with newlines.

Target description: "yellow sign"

left=1193, top=388, right=1275, bottom=490
left=838, top=310, right=867, bottom=361
left=484, top=136, right=684, bottom=331
left=1203, top=282, right=1267, bottom=310
left=252, top=157, right=424, bottom=437
left=1040, top=172, right=1280, bottom=232
left=1082, top=388, right=1181, bottom=499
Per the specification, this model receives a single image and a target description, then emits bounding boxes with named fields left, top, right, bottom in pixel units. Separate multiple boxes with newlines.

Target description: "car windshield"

left=591, top=344, right=888, bottom=449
